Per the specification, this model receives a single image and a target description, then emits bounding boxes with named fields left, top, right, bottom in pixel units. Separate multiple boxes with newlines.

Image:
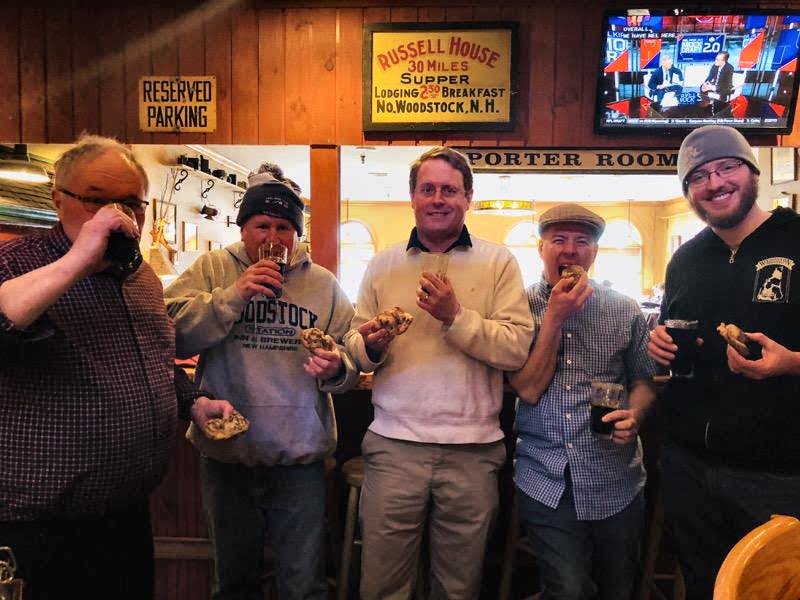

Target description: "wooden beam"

left=309, top=145, right=340, bottom=275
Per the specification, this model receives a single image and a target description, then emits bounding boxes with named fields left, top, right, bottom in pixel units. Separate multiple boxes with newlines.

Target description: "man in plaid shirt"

left=509, top=203, right=656, bottom=600
left=0, top=135, right=232, bottom=600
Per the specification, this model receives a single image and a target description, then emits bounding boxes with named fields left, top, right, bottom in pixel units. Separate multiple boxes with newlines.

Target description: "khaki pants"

left=359, top=431, right=506, bottom=600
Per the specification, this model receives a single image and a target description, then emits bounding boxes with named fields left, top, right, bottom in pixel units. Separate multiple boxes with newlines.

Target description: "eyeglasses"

left=416, top=183, right=464, bottom=199
left=56, top=187, right=149, bottom=214
left=685, top=159, right=746, bottom=187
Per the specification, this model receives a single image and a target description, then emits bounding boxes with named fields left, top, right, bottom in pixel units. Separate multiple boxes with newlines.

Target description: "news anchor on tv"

left=648, top=55, right=684, bottom=105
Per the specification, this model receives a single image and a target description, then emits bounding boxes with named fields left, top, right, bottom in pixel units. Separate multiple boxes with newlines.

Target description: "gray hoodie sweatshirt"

left=165, top=241, right=359, bottom=466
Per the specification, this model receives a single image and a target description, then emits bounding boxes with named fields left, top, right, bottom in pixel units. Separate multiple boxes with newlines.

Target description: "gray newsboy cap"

left=677, top=125, right=760, bottom=193
left=538, top=203, right=606, bottom=239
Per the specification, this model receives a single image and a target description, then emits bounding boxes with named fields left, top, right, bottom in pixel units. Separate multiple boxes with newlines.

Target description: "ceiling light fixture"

left=474, top=200, right=536, bottom=216
left=0, top=144, right=50, bottom=184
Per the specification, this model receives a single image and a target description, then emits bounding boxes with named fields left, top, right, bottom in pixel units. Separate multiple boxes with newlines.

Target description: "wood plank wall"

left=1, top=0, right=797, bottom=148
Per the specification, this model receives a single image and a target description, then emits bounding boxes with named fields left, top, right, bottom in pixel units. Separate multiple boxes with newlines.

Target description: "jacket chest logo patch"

left=753, top=257, right=794, bottom=303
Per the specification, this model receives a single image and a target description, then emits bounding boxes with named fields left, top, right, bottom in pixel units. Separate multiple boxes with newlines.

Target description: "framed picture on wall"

left=182, top=222, right=198, bottom=252
left=771, top=147, right=796, bottom=184
left=208, top=240, right=223, bottom=251
left=162, top=203, right=177, bottom=245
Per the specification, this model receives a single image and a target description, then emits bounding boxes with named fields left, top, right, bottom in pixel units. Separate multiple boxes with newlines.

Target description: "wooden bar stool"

left=336, top=456, right=365, bottom=600
left=335, top=456, right=425, bottom=599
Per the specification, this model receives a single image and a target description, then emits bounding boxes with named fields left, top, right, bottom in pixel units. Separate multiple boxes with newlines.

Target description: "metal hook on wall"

left=173, top=168, right=189, bottom=191
left=233, top=190, right=245, bottom=209
left=201, top=178, right=215, bottom=199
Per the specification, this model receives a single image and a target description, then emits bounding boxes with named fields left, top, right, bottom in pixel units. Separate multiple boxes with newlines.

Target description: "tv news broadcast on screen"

left=596, top=9, right=800, bottom=134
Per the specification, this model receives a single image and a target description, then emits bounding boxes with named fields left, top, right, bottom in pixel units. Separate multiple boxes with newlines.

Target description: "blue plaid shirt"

left=514, top=280, right=656, bottom=520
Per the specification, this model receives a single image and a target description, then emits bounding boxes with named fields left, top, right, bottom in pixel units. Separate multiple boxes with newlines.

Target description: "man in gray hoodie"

left=165, top=174, right=360, bottom=600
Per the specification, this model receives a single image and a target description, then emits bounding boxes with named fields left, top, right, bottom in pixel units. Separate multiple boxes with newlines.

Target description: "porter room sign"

left=363, top=22, right=518, bottom=132
left=139, top=76, right=217, bottom=133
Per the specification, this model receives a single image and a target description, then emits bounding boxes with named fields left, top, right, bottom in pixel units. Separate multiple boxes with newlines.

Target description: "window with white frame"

left=592, top=219, right=643, bottom=301
left=505, top=221, right=542, bottom=288
left=339, top=220, right=375, bottom=302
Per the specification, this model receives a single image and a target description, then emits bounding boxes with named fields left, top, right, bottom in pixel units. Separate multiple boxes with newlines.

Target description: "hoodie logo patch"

left=753, top=257, right=794, bottom=303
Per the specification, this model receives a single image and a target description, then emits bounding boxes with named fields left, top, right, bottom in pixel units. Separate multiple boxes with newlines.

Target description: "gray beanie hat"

left=235, top=181, right=305, bottom=235
left=677, top=125, right=760, bottom=193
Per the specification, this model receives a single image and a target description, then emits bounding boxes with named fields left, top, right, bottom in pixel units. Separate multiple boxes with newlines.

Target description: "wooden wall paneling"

left=580, top=3, right=606, bottom=148
left=310, top=145, right=340, bottom=275
left=495, top=3, right=529, bottom=147
left=150, top=5, right=181, bottom=146
left=175, top=0, right=207, bottom=146
left=71, top=4, right=101, bottom=138
left=123, top=5, right=153, bottom=144
left=284, top=8, right=314, bottom=143
left=310, top=9, right=338, bottom=144
left=333, top=8, right=363, bottom=145
left=551, top=2, right=584, bottom=146
left=19, top=5, right=46, bottom=142
left=231, top=8, right=260, bottom=144
left=363, top=7, right=391, bottom=146
left=0, top=4, right=20, bottom=141
left=526, top=1, right=555, bottom=146
left=258, top=9, right=286, bottom=143
left=96, top=8, right=127, bottom=141
left=205, top=7, right=233, bottom=143
left=44, top=6, right=74, bottom=142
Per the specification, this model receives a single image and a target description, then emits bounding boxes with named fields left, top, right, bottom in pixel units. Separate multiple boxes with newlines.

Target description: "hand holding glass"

left=420, top=252, right=449, bottom=279
left=590, top=382, right=623, bottom=436
left=258, top=241, right=288, bottom=298
left=664, top=319, right=699, bottom=378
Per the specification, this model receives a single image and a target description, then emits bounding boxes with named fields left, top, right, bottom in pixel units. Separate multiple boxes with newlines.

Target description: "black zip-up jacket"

left=660, top=207, right=800, bottom=472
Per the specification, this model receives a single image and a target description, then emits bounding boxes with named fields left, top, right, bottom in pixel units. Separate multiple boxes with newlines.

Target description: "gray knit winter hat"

left=677, top=125, right=760, bottom=193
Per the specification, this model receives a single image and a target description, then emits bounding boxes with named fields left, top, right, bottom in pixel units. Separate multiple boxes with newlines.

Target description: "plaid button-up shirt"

left=514, top=280, right=656, bottom=520
left=0, top=224, right=194, bottom=521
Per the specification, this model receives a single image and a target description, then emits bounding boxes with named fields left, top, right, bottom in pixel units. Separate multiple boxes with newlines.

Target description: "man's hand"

left=66, top=203, right=140, bottom=277
left=417, top=272, right=460, bottom=325
left=647, top=325, right=704, bottom=367
left=304, top=342, right=343, bottom=381
left=726, top=331, right=800, bottom=379
left=358, top=319, right=395, bottom=360
left=235, top=259, right=283, bottom=301
left=547, top=271, right=592, bottom=326
left=605, top=407, right=643, bottom=446
left=190, top=396, right=235, bottom=430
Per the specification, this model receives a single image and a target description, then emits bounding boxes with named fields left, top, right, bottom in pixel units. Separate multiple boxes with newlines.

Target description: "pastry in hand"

left=558, top=264, right=585, bottom=290
left=203, top=411, right=250, bottom=441
left=300, top=327, right=336, bottom=352
left=717, top=322, right=761, bottom=359
left=376, top=306, right=414, bottom=335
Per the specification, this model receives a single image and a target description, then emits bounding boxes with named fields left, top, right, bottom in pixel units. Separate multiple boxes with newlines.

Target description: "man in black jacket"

left=647, top=125, right=800, bottom=600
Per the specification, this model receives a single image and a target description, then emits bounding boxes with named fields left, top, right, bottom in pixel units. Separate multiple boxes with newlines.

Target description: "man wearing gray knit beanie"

left=648, top=124, right=800, bottom=599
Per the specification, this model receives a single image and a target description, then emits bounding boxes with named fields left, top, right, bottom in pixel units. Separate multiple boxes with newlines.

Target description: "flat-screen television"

left=595, top=9, right=800, bottom=134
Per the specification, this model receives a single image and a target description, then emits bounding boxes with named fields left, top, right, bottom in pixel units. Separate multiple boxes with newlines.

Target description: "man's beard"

left=689, top=175, right=758, bottom=229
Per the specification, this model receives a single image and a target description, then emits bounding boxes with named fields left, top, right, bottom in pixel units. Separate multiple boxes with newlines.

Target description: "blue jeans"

left=661, top=442, right=800, bottom=600
left=517, top=475, right=644, bottom=600
left=200, top=457, right=327, bottom=600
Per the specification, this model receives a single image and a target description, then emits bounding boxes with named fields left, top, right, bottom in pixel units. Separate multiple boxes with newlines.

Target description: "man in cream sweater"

left=345, top=146, right=533, bottom=600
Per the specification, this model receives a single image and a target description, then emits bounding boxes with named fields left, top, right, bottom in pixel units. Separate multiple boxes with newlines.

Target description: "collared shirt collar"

left=406, top=225, right=472, bottom=253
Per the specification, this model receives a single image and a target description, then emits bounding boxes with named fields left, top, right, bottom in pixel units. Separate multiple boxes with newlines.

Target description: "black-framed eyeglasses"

left=56, top=187, right=149, bottom=214
left=416, top=183, right=464, bottom=199
left=685, top=159, right=746, bottom=187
